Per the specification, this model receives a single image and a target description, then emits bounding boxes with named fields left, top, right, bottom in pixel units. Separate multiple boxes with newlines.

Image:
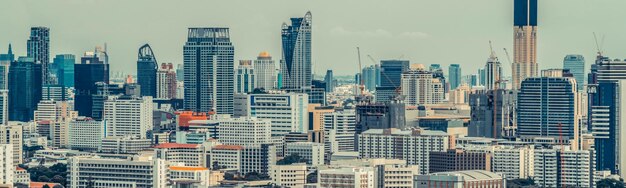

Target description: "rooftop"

left=428, top=170, right=503, bottom=181
left=169, top=166, right=209, bottom=171
left=154, top=143, right=199, bottom=149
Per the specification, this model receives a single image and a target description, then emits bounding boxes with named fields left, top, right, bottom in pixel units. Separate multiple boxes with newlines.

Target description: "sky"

left=1, top=0, right=625, bottom=76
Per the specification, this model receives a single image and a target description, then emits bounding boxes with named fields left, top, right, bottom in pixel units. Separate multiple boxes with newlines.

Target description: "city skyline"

left=1, top=0, right=625, bottom=76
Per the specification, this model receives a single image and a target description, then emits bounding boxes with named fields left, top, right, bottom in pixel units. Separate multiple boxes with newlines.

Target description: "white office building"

left=103, top=96, right=153, bottom=138
left=0, top=91, right=7, bottom=125
left=285, top=142, right=324, bottom=167
left=358, top=128, right=449, bottom=174
left=234, top=92, right=308, bottom=136
left=100, top=135, right=151, bottom=154
left=217, top=117, right=272, bottom=146
left=254, top=51, right=276, bottom=90
left=271, top=164, right=307, bottom=187
left=0, top=125, right=22, bottom=164
left=491, top=145, right=535, bottom=179
left=318, top=167, right=375, bottom=188
left=68, top=117, right=106, bottom=151
left=534, top=147, right=595, bottom=188
left=67, top=155, right=169, bottom=188
left=154, top=143, right=205, bottom=167
left=33, top=100, right=77, bottom=122
left=323, top=110, right=356, bottom=152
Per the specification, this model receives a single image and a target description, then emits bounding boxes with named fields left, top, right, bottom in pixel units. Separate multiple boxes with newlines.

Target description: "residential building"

left=234, top=92, right=308, bottom=136
left=449, top=83, right=470, bottom=105
left=236, top=60, right=255, bottom=94
left=156, top=63, right=177, bottom=99
left=27, top=27, right=50, bottom=84
left=280, top=12, right=312, bottom=89
left=67, top=155, right=169, bottom=188
left=14, top=167, right=28, bottom=186
left=323, top=109, right=357, bottom=152
left=401, top=68, right=444, bottom=106
left=1, top=124, right=23, bottom=164
left=183, top=28, right=234, bottom=114
left=0, top=91, right=7, bottom=125
left=271, top=164, right=307, bottom=187
left=254, top=51, right=276, bottom=90
left=0, top=144, right=12, bottom=187
left=491, top=145, right=534, bottom=179
left=534, top=147, right=594, bottom=188
left=429, top=149, right=492, bottom=173
left=103, top=96, right=153, bottom=138
left=137, top=44, right=158, bottom=98
left=449, top=64, right=461, bottom=90
left=8, top=57, right=42, bottom=121
left=358, top=128, right=449, bottom=174
left=414, top=170, right=505, bottom=188
left=68, top=117, right=106, bottom=151
left=318, top=167, right=375, bottom=188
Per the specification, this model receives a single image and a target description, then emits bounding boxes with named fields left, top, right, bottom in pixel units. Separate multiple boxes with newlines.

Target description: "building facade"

left=449, top=64, right=461, bottom=90
left=511, top=0, right=538, bottom=89
left=27, top=27, right=50, bottom=84
left=137, top=44, right=158, bottom=98
left=236, top=60, right=255, bottom=94
left=563, top=54, right=585, bottom=91
left=103, top=96, right=153, bottom=138
left=8, top=57, right=42, bottom=121
left=280, top=12, right=312, bottom=89
left=254, top=51, right=276, bottom=90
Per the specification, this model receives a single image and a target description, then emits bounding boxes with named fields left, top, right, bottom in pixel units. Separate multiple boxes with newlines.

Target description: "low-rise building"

left=154, top=143, right=205, bottom=167
left=414, top=170, right=505, bottom=188
left=100, top=135, right=151, bottom=154
left=285, top=142, right=324, bottom=167
left=428, top=149, right=491, bottom=173
left=318, top=167, right=375, bottom=188
left=14, top=167, right=29, bottom=186
left=67, top=155, right=168, bottom=188
left=271, top=163, right=307, bottom=187
left=169, top=166, right=223, bottom=187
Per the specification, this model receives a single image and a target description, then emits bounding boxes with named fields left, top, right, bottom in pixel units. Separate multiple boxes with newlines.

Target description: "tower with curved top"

left=280, top=11, right=312, bottom=89
left=137, top=44, right=158, bottom=98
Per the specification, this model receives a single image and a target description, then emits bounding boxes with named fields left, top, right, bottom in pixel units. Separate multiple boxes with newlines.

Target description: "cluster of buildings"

left=0, top=0, right=622, bottom=188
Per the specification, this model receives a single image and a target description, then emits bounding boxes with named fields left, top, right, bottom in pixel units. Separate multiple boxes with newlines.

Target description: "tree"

left=244, top=172, right=269, bottom=181
left=307, top=171, right=318, bottom=183
left=52, top=175, right=66, bottom=185
left=597, top=178, right=625, bottom=188
left=42, top=185, right=51, bottom=188
left=38, top=175, right=51, bottom=182
left=507, top=178, right=538, bottom=188
left=276, top=154, right=306, bottom=165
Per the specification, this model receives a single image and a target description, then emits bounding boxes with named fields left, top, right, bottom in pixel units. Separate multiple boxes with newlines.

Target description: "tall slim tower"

left=280, top=12, right=312, bottom=89
left=183, top=28, right=235, bottom=114
left=254, top=52, right=276, bottom=90
left=137, top=44, right=158, bottom=97
left=8, top=57, right=42, bottom=122
left=512, top=0, right=538, bottom=89
left=27, top=27, right=51, bottom=84
left=485, top=51, right=502, bottom=90
left=448, top=64, right=461, bottom=90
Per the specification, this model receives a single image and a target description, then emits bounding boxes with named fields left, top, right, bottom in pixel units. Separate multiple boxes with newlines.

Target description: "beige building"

left=271, top=163, right=307, bottom=187
left=307, top=104, right=334, bottom=131
left=512, top=22, right=538, bottom=89
left=169, top=166, right=223, bottom=187
left=318, top=167, right=375, bottom=188
left=0, top=124, right=22, bottom=164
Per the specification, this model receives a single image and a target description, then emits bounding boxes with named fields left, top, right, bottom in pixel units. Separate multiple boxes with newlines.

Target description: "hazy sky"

left=1, top=0, right=625, bottom=76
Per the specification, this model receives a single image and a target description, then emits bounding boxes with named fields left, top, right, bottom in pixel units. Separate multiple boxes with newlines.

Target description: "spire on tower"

left=7, top=44, right=12, bottom=55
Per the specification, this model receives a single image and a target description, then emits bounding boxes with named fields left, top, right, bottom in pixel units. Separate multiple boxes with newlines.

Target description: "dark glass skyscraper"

left=8, top=57, right=42, bottom=121
left=183, top=28, right=234, bottom=114
left=137, top=44, right=158, bottom=97
left=379, top=60, right=409, bottom=88
left=280, top=12, right=312, bottom=89
left=27, top=27, right=51, bottom=84
left=52, top=54, right=75, bottom=87
left=324, top=69, right=334, bottom=92
left=75, top=52, right=109, bottom=118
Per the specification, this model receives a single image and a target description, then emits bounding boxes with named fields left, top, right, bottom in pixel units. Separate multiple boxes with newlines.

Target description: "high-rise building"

left=323, top=109, right=357, bottom=152
left=254, top=51, right=276, bottom=90
left=68, top=117, right=106, bottom=151
left=217, top=117, right=272, bottom=146
left=183, top=28, right=234, bottom=114
left=74, top=51, right=109, bottom=117
left=0, top=91, right=7, bottom=125
left=236, top=60, right=255, bottom=94
left=280, top=12, right=312, bottom=89
left=478, top=68, right=486, bottom=86
left=137, top=44, right=158, bottom=98
left=429, top=64, right=447, bottom=92
left=324, top=69, right=334, bottom=92
left=33, top=100, right=77, bottom=122
left=534, top=147, right=594, bottom=188
left=362, top=65, right=380, bottom=92
left=358, top=128, right=449, bottom=174
left=379, top=60, right=409, bottom=88
left=104, top=96, right=154, bottom=139
left=491, top=145, right=535, bottom=179
left=517, top=76, right=580, bottom=141
left=156, top=63, right=177, bottom=99
left=448, top=64, right=461, bottom=90
left=8, top=57, right=42, bottom=122
left=355, top=100, right=405, bottom=133
left=401, top=68, right=444, bottom=106
left=485, top=52, right=502, bottom=90
left=563, top=54, right=585, bottom=91
left=27, top=27, right=51, bottom=84
left=0, top=44, right=14, bottom=63
left=512, top=0, right=538, bottom=89
left=468, top=89, right=516, bottom=139
left=234, top=92, right=308, bottom=136
left=51, top=54, right=75, bottom=87
left=0, top=124, right=22, bottom=165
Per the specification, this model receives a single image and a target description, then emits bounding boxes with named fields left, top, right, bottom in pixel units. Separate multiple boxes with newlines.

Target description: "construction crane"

left=593, top=32, right=605, bottom=57
left=367, top=54, right=402, bottom=98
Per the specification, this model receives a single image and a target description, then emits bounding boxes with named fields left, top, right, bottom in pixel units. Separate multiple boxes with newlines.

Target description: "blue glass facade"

left=280, top=12, right=312, bottom=89
left=52, top=54, right=75, bottom=87
left=563, top=55, right=585, bottom=91
left=8, top=57, right=42, bottom=121
left=514, top=0, right=538, bottom=26
left=380, top=60, right=409, bottom=88
left=137, top=44, right=158, bottom=97
left=449, top=64, right=461, bottom=90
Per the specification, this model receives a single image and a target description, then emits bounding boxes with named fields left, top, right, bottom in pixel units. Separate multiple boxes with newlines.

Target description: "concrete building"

left=326, top=158, right=419, bottom=188
left=484, top=51, right=502, bottom=90
left=14, top=167, right=28, bottom=186
left=68, top=117, right=106, bottom=151
left=67, top=155, right=169, bottom=188
left=414, top=170, right=505, bottom=188
left=100, top=135, right=151, bottom=154
left=169, top=166, right=222, bottom=187
left=240, top=144, right=277, bottom=176
left=0, top=125, right=22, bottom=164
left=429, top=149, right=491, bottom=173
left=491, top=145, right=534, bottom=179
left=234, top=92, right=308, bottom=136
left=468, top=89, right=516, bottom=139
left=217, top=117, right=272, bottom=146
left=156, top=63, right=177, bottom=99
left=154, top=143, right=205, bottom=167
left=271, top=164, right=307, bottom=187
left=210, top=145, right=244, bottom=170
left=0, top=91, right=6, bottom=125
left=0, top=144, right=12, bottom=187
left=323, top=109, right=356, bottom=152
left=355, top=100, right=405, bottom=133
left=254, top=52, right=276, bottom=90
left=236, top=60, right=255, bottom=94
left=34, top=100, right=76, bottom=122
left=358, top=128, right=449, bottom=174
left=401, top=68, right=444, bottom=106
left=534, top=147, right=594, bottom=188
left=511, top=0, right=538, bottom=89
left=449, top=84, right=470, bottom=105
left=285, top=142, right=324, bottom=167
left=318, top=167, right=375, bottom=188
left=307, top=104, right=334, bottom=131
left=183, top=28, right=234, bottom=114
left=104, top=95, right=153, bottom=138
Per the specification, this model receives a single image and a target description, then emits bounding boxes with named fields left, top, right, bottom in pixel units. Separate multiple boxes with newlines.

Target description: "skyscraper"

left=156, top=63, right=177, bottom=99
left=563, top=55, right=585, bottom=91
left=401, top=68, right=444, bottom=106
left=183, top=28, right=235, bottom=114
left=448, top=64, right=461, bottom=90
left=254, top=52, right=276, bottom=90
left=379, top=60, right=409, bottom=88
left=512, top=0, right=538, bottom=89
left=484, top=52, right=502, bottom=90
left=280, top=12, right=312, bottom=89
left=137, top=44, right=157, bottom=98
left=517, top=75, right=579, bottom=141
left=8, top=57, right=42, bottom=122
left=0, top=44, right=14, bottom=90
left=74, top=51, right=109, bottom=117
left=362, top=65, right=380, bottom=92
left=236, top=60, right=255, bottom=94
left=52, top=54, right=75, bottom=87
left=324, top=70, right=334, bottom=92
left=27, top=27, right=51, bottom=84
